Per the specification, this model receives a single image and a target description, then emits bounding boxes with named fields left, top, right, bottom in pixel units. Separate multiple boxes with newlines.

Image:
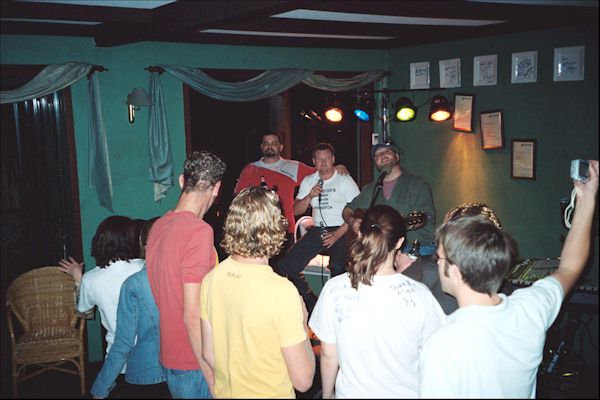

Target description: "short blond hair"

left=221, top=186, right=288, bottom=258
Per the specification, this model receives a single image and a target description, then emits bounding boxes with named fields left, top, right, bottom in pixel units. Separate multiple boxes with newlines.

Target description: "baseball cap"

left=371, top=141, right=402, bottom=158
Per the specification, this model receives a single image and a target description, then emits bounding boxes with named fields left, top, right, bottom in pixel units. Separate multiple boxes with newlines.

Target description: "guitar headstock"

left=404, top=211, right=427, bottom=231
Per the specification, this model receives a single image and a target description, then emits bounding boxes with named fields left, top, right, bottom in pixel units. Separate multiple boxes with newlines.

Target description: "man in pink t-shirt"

left=146, top=150, right=226, bottom=399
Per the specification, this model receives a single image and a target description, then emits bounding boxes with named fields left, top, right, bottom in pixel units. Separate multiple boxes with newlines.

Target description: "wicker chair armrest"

left=6, top=307, right=18, bottom=348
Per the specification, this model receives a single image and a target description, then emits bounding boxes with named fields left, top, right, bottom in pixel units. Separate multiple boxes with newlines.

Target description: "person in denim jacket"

left=90, top=217, right=168, bottom=398
left=90, top=266, right=167, bottom=398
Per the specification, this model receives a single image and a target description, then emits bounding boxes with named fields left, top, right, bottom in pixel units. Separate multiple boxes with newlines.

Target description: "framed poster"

left=453, top=93, right=474, bottom=132
left=480, top=110, right=504, bottom=149
left=511, top=51, right=537, bottom=84
left=439, top=58, right=461, bottom=88
left=553, top=45, right=585, bottom=81
left=473, top=54, right=497, bottom=86
left=511, top=139, right=537, bottom=180
left=410, top=61, right=430, bottom=89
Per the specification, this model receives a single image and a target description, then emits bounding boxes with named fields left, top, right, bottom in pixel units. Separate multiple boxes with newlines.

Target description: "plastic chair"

left=5, top=266, right=86, bottom=398
left=294, top=215, right=330, bottom=269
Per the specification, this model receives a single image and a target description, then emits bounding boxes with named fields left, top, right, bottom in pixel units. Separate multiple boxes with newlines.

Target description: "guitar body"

left=352, top=208, right=427, bottom=232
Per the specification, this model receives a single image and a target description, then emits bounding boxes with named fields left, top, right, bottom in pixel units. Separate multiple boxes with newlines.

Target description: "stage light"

left=324, top=100, right=343, bottom=123
left=393, top=97, right=417, bottom=122
left=353, top=92, right=372, bottom=122
left=428, top=95, right=453, bottom=122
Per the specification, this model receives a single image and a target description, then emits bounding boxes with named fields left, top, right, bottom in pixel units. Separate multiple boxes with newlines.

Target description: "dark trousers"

left=275, top=226, right=347, bottom=314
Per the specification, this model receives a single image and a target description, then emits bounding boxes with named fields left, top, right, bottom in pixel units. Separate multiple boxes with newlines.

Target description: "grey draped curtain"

left=148, top=73, right=173, bottom=201
left=0, top=62, right=113, bottom=212
left=147, top=65, right=388, bottom=199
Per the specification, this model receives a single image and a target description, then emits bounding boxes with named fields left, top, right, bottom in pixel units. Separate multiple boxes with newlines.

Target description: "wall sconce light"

left=428, top=95, right=453, bottom=122
left=393, top=97, right=417, bottom=122
left=126, top=88, right=152, bottom=124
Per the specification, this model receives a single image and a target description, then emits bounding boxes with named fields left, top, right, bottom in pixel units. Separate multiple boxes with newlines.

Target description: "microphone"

left=376, top=171, right=387, bottom=188
left=317, top=178, right=324, bottom=204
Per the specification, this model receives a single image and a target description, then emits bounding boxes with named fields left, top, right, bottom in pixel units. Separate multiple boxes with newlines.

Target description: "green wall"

left=0, top=35, right=387, bottom=361
left=1, top=25, right=598, bottom=364
left=386, top=25, right=598, bottom=268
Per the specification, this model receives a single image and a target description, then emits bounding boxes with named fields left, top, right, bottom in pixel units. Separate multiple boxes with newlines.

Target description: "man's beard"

left=263, top=149, right=277, bottom=158
left=376, top=162, right=394, bottom=174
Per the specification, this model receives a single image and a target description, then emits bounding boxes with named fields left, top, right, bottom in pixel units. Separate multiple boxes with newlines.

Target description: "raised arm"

left=552, top=160, right=598, bottom=294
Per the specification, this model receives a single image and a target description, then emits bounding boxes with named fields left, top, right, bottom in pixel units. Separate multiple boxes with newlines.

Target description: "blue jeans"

left=165, top=368, right=211, bottom=399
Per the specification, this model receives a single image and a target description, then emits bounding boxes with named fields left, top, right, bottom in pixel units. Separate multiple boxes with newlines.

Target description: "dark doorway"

left=184, top=70, right=372, bottom=260
left=1, top=65, right=83, bottom=391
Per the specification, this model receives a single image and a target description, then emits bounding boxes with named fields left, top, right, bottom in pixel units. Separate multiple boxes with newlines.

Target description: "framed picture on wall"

left=453, top=93, right=474, bottom=132
left=511, top=139, right=537, bottom=180
left=480, top=110, right=504, bottom=149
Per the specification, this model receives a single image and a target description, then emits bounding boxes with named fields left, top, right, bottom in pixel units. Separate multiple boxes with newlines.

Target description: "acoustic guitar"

left=352, top=208, right=428, bottom=231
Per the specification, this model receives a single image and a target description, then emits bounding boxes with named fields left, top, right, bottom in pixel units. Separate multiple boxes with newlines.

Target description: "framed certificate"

left=511, top=139, right=537, bottom=180
left=453, top=93, right=474, bottom=132
left=480, top=110, right=504, bottom=149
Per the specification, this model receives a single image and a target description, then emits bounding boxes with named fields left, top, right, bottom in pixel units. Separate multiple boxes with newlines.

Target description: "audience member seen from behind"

left=58, top=216, right=145, bottom=362
left=146, top=150, right=226, bottom=399
left=276, top=142, right=360, bottom=314
left=419, top=160, right=599, bottom=398
left=200, top=186, right=315, bottom=398
left=90, top=217, right=169, bottom=399
left=397, top=202, right=502, bottom=315
left=310, top=205, right=446, bottom=398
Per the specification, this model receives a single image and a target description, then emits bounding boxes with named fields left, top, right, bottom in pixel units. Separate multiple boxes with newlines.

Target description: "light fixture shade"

left=393, top=97, right=417, bottom=122
left=353, top=94, right=372, bottom=122
left=324, top=98, right=343, bottom=123
left=429, top=95, right=453, bottom=122
left=126, top=88, right=152, bottom=106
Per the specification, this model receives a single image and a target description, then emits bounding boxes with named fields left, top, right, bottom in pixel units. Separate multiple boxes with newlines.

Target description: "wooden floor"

left=1, top=357, right=597, bottom=398
left=0, top=359, right=324, bottom=399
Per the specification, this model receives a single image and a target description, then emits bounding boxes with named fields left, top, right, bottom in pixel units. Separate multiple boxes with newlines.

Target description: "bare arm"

left=552, top=160, right=598, bottom=294
left=342, top=206, right=361, bottom=235
left=281, top=297, right=315, bottom=392
left=319, top=341, right=339, bottom=399
left=183, top=283, right=215, bottom=390
left=294, top=182, right=322, bottom=216
left=281, top=339, right=316, bottom=392
left=58, top=258, right=94, bottom=319
left=200, top=318, right=215, bottom=395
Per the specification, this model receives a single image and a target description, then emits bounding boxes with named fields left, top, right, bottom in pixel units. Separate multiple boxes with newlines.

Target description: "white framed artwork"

left=473, top=55, right=497, bottom=86
left=554, top=45, right=585, bottom=81
left=439, top=58, right=461, bottom=88
left=511, top=51, right=537, bottom=84
left=410, top=61, right=430, bottom=89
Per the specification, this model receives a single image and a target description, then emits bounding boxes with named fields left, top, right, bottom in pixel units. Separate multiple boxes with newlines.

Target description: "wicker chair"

left=5, top=266, right=86, bottom=398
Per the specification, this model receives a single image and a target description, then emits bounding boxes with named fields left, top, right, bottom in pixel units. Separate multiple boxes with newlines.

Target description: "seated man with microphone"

left=342, top=138, right=436, bottom=256
left=275, top=142, right=360, bottom=315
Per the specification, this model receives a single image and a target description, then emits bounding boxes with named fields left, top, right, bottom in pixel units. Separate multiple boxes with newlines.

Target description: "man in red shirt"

left=236, top=132, right=347, bottom=252
left=146, top=150, right=226, bottom=398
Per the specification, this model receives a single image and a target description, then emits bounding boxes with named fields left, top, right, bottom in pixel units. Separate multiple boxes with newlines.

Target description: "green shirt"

left=347, top=169, right=436, bottom=245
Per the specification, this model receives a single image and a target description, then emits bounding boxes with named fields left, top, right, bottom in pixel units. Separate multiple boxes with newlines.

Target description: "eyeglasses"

left=432, top=253, right=448, bottom=263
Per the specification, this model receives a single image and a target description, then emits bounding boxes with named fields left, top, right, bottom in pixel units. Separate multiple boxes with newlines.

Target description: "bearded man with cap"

left=342, top=140, right=436, bottom=256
